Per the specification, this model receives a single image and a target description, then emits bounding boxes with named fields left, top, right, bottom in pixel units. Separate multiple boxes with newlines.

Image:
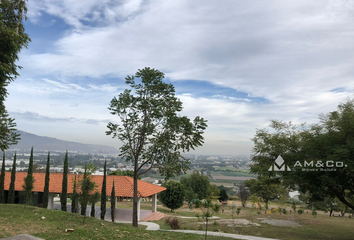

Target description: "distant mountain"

left=9, top=131, right=119, bottom=154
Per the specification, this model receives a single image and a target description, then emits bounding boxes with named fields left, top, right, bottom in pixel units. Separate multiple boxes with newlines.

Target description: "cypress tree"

left=71, top=174, right=78, bottom=213
left=100, top=160, right=107, bottom=220
left=90, top=192, right=100, bottom=218
left=111, top=181, right=115, bottom=222
left=80, top=164, right=96, bottom=224
left=0, top=152, right=5, bottom=203
left=43, top=152, right=50, bottom=208
left=23, top=147, right=35, bottom=206
left=60, top=151, right=68, bottom=211
left=7, top=153, right=17, bottom=204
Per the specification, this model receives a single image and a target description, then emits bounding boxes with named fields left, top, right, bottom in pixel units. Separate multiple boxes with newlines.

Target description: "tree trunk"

left=91, top=202, right=95, bottom=217
left=205, top=218, right=208, bottom=240
left=264, top=201, right=268, bottom=214
left=333, top=190, right=354, bottom=212
left=132, top=160, right=139, bottom=227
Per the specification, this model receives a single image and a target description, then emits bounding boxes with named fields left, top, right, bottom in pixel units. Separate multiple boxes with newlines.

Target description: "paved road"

left=164, top=230, right=280, bottom=240
left=1, top=234, right=44, bottom=240
left=52, top=203, right=152, bottom=221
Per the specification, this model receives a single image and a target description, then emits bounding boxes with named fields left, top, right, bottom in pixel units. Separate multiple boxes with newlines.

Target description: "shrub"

left=298, top=209, right=304, bottom=215
left=236, top=208, right=241, bottom=216
left=282, top=208, right=288, bottom=214
left=165, top=217, right=181, bottom=229
left=291, top=201, right=297, bottom=214
left=312, top=209, right=317, bottom=218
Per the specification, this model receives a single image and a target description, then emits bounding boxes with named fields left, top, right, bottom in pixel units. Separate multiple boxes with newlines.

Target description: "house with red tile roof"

left=1, top=172, right=166, bottom=221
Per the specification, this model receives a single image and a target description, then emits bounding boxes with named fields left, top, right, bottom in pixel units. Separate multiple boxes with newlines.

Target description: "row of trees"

left=59, top=157, right=117, bottom=223
left=246, top=98, right=354, bottom=213
left=0, top=149, right=33, bottom=204
left=0, top=149, right=119, bottom=223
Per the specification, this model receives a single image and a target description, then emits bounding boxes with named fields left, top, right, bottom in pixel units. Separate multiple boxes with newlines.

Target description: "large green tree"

left=180, top=171, right=210, bottom=200
left=0, top=0, right=30, bottom=151
left=250, top=98, right=354, bottom=211
left=7, top=152, right=16, bottom=203
left=0, top=152, right=5, bottom=203
left=42, top=152, right=50, bottom=208
left=159, top=181, right=185, bottom=212
left=245, top=176, right=285, bottom=209
left=60, top=151, right=68, bottom=211
left=106, top=67, right=207, bottom=227
left=23, top=147, right=34, bottom=206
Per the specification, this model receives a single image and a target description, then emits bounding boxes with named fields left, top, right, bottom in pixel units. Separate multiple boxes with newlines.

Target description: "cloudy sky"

left=6, top=0, right=354, bottom=156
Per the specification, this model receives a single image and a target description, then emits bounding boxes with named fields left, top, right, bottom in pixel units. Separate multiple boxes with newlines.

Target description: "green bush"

left=282, top=208, right=288, bottom=214
left=297, top=209, right=304, bottom=215
left=312, top=209, right=317, bottom=218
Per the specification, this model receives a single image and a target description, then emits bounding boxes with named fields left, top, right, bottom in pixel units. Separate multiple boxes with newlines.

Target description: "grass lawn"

left=156, top=203, right=354, bottom=240
left=0, top=204, right=237, bottom=240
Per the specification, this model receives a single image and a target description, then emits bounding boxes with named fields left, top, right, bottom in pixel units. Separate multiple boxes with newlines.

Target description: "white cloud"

left=10, top=0, right=354, bottom=155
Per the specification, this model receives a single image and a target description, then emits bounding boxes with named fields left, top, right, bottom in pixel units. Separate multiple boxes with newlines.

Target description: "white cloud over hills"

left=6, top=0, right=354, bottom=155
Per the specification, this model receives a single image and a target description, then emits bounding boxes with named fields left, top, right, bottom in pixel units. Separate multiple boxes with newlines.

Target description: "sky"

left=6, top=0, right=354, bottom=156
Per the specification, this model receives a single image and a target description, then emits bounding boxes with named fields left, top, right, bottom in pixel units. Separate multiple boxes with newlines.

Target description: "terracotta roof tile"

left=1, top=172, right=166, bottom=198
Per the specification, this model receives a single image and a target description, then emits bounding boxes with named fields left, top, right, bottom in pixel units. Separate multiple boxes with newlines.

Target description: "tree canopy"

left=245, top=176, right=285, bottom=208
left=0, top=0, right=30, bottom=151
left=159, top=181, right=185, bottom=212
left=106, top=67, right=207, bottom=227
left=250, top=98, right=354, bottom=211
left=180, top=171, right=210, bottom=200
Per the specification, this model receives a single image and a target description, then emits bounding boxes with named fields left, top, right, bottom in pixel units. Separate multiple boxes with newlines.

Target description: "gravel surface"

left=258, top=218, right=301, bottom=227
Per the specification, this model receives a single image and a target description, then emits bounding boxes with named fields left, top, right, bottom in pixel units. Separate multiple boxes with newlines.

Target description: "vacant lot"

left=157, top=203, right=354, bottom=240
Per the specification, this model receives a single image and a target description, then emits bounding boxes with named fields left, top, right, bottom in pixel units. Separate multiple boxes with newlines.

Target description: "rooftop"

left=1, top=172, right=166, bottom=198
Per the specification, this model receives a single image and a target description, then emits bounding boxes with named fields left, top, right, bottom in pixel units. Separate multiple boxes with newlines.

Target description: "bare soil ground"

left=256, top=218, right=301, bottom=227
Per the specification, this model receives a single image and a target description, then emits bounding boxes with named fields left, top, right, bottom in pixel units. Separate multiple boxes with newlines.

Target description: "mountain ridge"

left=9, top=130, right=119, bottom=154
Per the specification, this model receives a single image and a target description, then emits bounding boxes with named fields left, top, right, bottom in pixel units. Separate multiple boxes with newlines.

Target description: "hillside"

left=0, top=205, right=228, bottom=240
left=9, top=131, right=119, bottom=154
